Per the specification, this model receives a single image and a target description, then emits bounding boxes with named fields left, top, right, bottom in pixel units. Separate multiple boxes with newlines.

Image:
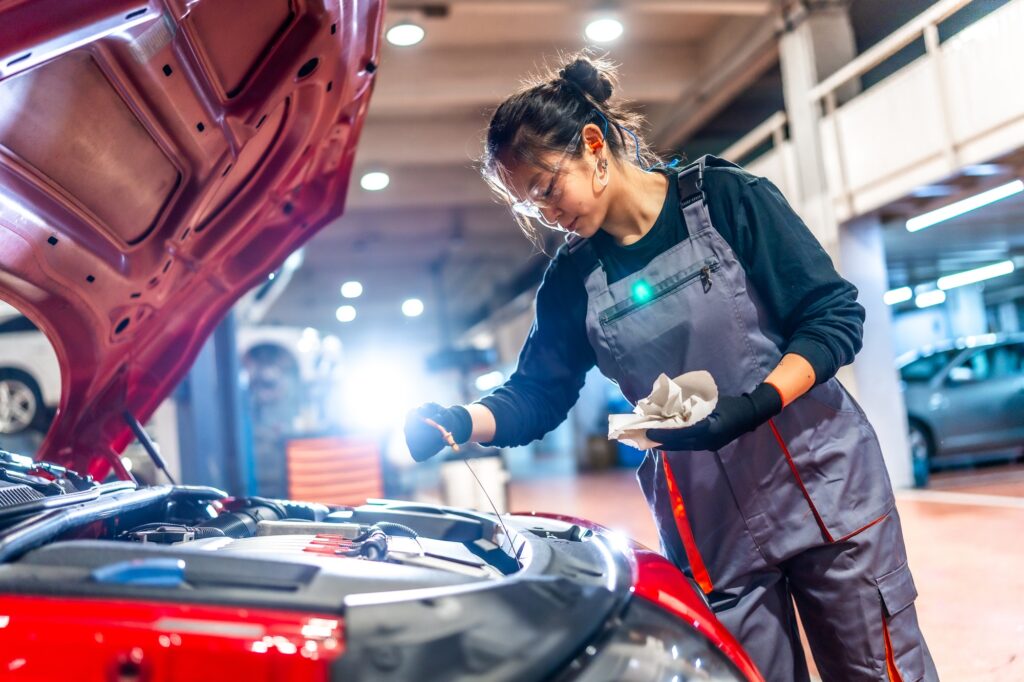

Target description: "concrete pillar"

left=998, top=301, right=1021, bottom=332
left=778, top=4, right=858, bottom=259
left=840, top=217, right=913, bottom=489
left=780, top=6, right=912, bottom=488
left=945, top=285, right=988, bottom=337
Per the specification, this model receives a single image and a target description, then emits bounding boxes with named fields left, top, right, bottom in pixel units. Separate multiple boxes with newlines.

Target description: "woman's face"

left=504, top=126, right=610, bottom=238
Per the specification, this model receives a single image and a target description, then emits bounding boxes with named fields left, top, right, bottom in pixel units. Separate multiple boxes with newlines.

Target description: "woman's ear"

left=581, top=123, right=605, bottom=156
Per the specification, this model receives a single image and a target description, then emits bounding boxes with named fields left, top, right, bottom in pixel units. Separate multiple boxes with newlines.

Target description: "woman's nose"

left=540, top=205, right=560, bottom=225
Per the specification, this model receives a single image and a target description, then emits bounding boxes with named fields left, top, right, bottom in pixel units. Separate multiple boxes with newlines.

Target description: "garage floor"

left=508, top=464, right=1024, bottom=681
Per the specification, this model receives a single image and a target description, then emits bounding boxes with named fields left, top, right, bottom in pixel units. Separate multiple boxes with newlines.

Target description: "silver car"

left=899, top=333, right=1024, bottom=485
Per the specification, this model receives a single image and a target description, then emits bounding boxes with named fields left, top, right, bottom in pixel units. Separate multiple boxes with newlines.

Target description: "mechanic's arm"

left=465, top=403, right=497, bottom=442
left=764, top=353, right=816, bottom=407
left=647, top=170, right=863, bottom=451
left=405, top=254, right=595, bottom=461
left=718, top=171, right=864, bottom=395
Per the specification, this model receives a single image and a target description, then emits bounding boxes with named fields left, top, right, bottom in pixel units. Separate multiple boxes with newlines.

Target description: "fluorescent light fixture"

left=360, top=171, right=390, bottom=191
left=585, top=18, right=623, bottom=42
left=906, top=179, right=1023, bottom=232
left=474, top=371, right=505, bottom=392
left=883, top=287, right=913, bottom=305
left=936, top=260, right=1015, bottom=290
left=962, top=163, right=1004, bottom=177
left=386, top=22, right=425, bottom=47
left=965, top=333, right=998, bottom=348
left=335, top=305, right=357, bottom=323
left=910, top=185, right=953, bottom=198
left=915, top=290, right=946, bottom=308
left=340, top=281, right=363, bottom=298
left=401, top=298, right=424, bottom=317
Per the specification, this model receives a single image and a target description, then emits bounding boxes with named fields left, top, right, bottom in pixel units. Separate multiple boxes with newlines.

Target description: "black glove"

left=646, top=383, right=783, bottom=452
left=404, top=403, right=473, bottom=462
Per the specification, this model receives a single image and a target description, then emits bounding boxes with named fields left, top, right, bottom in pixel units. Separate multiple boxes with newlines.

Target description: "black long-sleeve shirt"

left=479, top=158, right=865, bottom=448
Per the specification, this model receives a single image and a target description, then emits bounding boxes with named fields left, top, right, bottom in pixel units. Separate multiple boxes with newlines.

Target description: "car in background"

left=0, top=311, right=60, bottom=434
left=0, top=312, right=337, bottom=436
left=0, top=1, right=760, bottom=679
left=899, top=333, right=1024, bottom=485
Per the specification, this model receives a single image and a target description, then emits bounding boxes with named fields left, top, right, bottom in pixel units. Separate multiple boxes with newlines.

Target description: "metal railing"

left=807, top=0, right=976, bottom=105
left=720, top=110, right=787, bottom=165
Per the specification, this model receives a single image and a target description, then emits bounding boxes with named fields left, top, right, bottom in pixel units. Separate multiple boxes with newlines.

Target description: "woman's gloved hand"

left=404, top=403, right=473, bottom=462
left=646, top=383, right=783, bottom=452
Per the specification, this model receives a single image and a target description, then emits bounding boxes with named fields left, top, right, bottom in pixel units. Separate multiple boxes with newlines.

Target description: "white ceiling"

left=265, top=0, right=783, bottom=349
left=264, top=0, right=1024, bottom=351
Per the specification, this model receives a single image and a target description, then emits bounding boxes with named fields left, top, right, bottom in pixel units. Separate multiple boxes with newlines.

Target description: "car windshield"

left=900, top=350, right=959, bottom=382
left=951, top=343, right=1024, bottom=382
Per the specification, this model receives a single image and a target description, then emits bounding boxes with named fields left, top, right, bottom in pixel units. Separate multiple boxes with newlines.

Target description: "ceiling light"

left=936, top=260, right=1015, bottom=290
left=340, top=281, right=363, bottom=298
left=585, top=18, right=623, bottom=43
left=883, top=287, right=913, bottom=305
left=915, top=290, right=946, bottom=308
left=906, top=179, right=1023, bottom=232
left=401, top=298, right=424, bottom=317
left=297, top=328, right=320, bottom=354
left=360, top=171, right=390, bottom=191
left=386, top=22, right=425, bottom=47
left=284, top=250, right=304, bottom=272
left=335, top=305, right=356, bottom=323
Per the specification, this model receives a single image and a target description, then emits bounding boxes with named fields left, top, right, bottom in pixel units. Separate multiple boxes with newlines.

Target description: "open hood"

left=0, top=0, right=383, bottom=478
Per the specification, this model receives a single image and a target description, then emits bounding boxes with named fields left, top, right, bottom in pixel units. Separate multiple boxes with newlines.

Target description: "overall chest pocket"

left=599, top=258, right=721, bottom=326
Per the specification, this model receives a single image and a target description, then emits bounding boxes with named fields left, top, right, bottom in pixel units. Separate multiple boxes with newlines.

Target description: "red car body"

left=0, top=2, right=760, bottom=680
left=0, top=519, right=759, bottom=681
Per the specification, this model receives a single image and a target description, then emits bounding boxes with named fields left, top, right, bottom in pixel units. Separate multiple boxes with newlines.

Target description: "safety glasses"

left=510, top=131, right=582, bottom=224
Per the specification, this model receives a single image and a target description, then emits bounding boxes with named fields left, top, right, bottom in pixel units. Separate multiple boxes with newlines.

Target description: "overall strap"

left=676, top=155, right=713, bottom=234
left=566, top=153, right=721, bottom=283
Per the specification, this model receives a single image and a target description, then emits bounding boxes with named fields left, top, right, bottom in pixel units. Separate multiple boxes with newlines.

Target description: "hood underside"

left=0, top=0, right=382, bottom=477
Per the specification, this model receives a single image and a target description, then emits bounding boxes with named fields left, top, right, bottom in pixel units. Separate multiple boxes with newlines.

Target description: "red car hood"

left=0, top=0, right=383, bottom=478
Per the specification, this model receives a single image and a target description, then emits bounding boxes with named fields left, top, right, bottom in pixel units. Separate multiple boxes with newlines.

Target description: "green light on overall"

left=631, top=280, right=653, bottom=304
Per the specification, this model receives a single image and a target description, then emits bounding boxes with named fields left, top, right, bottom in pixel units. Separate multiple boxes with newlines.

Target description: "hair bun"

left=558, top=58, right=613, bottom=104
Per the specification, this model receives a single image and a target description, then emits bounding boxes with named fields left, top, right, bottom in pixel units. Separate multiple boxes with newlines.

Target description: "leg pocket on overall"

left=876, top=562, right=926, bottom=681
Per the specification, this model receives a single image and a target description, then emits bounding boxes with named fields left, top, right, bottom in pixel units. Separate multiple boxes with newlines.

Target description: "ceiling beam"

left=343, top=163, right=500, bottom=210
left=388, top=0, right=773, bottom=15
left=649, top=16, right=781, bottom=150
left=370, top=42, right=699, bottom=115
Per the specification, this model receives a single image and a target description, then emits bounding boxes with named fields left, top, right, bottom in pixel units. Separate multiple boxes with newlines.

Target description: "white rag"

left=608, top=371, right=718, bottom=450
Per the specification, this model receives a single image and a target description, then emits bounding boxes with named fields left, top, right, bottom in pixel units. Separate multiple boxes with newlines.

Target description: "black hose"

left=371, top=521, right=418, bottom=538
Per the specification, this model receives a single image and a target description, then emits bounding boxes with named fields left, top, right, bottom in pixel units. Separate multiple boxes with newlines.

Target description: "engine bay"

left=0, top=449, right=645, bottom=680
left=0, top=448, right=609, bottom=605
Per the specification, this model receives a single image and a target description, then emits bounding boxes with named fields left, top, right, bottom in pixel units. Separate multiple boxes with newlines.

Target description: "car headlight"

left=561, top=596, right=747, bottom=681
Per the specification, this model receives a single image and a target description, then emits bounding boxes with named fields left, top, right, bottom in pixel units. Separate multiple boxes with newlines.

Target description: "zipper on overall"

left=599, top=259, right=721, bottom=325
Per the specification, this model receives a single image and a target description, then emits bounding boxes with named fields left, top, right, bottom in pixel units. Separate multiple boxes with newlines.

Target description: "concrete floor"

left=508, top=464, right=1024, bottom=681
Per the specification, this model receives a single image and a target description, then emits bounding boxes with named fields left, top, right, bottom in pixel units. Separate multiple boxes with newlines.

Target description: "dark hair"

left=481, top=53, right=661, bottom=247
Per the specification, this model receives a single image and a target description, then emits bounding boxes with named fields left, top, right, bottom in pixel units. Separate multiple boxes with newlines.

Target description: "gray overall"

left=568, top=157, right=937, bottom=681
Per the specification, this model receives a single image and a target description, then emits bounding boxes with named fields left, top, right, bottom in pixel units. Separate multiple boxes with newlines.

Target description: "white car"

left=0, top=311, right=60, bottom=434
left=0, top=305, right=338, bottom=435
